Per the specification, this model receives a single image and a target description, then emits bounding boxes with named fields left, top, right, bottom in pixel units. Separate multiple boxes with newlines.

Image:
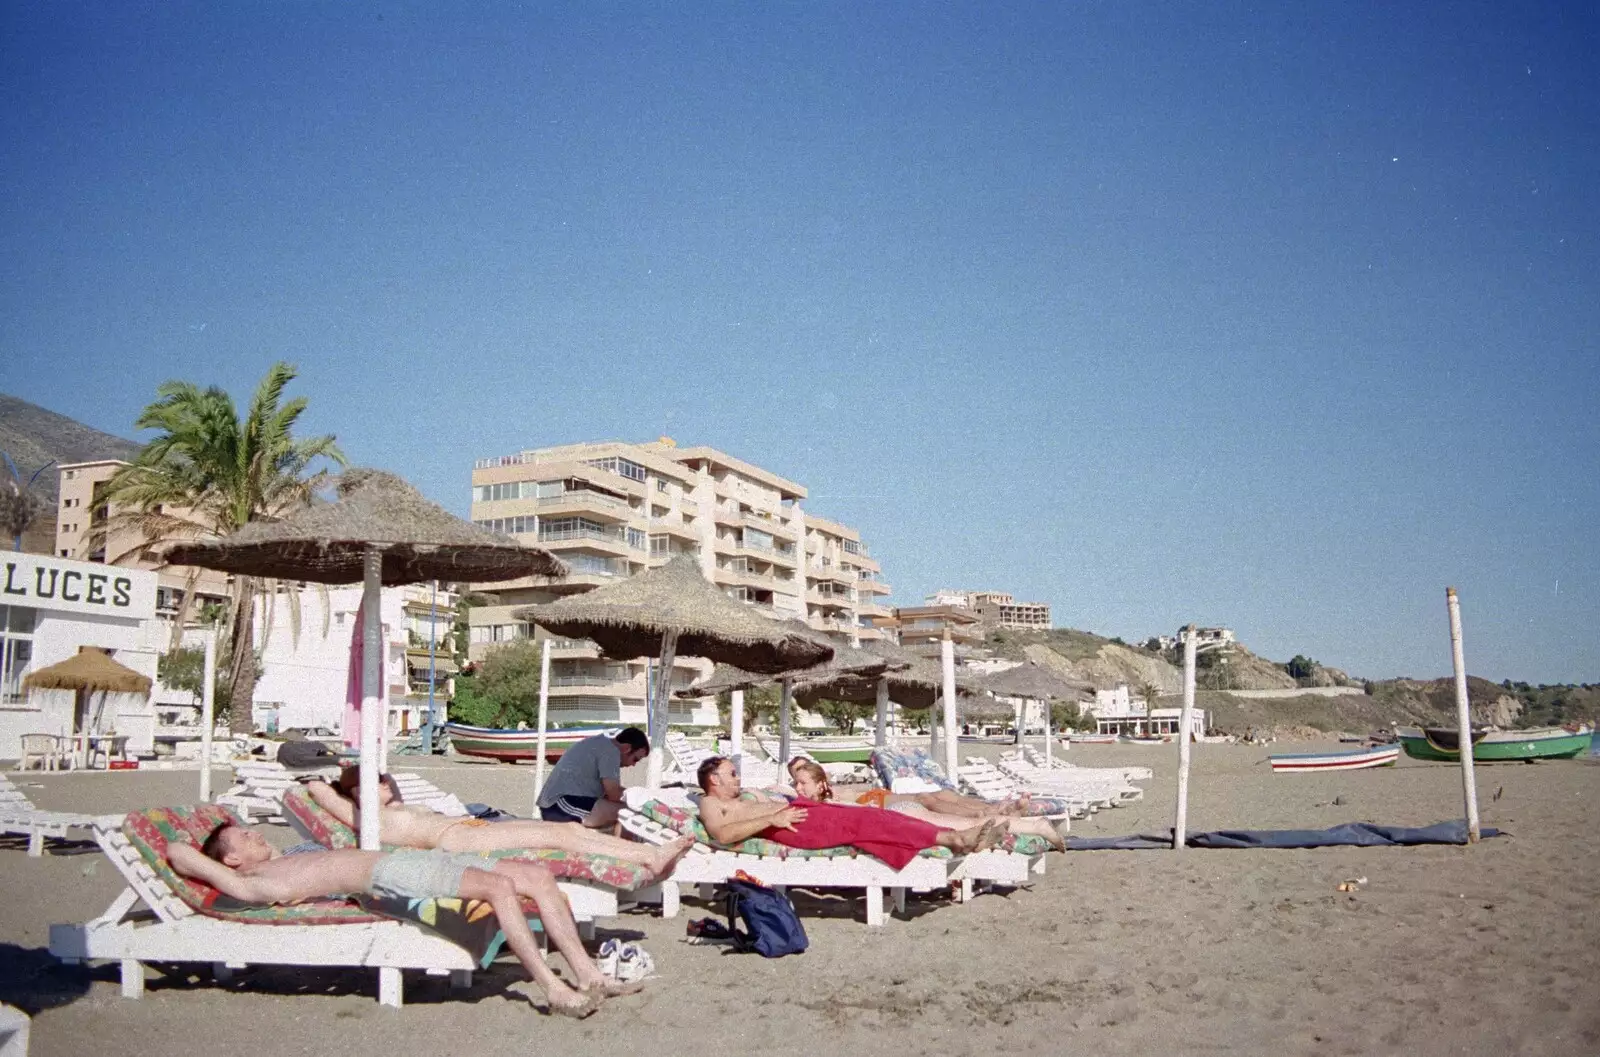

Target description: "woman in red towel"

left=695, top=757, right=1002, bottom=870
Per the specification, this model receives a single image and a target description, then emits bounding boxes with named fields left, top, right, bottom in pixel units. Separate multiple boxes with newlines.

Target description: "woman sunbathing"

left=696, top=756, right=1004, bottom=870
left=304, top=767, right=691, bottom=880
left=787, top=759, right=1064, bottom=851
left=169, top=822, right=641, bottom=1017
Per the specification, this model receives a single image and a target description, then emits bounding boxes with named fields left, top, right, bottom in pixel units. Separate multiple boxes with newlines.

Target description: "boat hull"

left=443, top=723, right=618, bottom=763
left=1395, top=726, right=1592, bottom=762
left=1270, top=745, right=1400, bottom=772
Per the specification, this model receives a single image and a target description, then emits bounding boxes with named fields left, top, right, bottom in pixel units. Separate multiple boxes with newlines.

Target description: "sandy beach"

left=3, top=743, right=1597, bottom=1057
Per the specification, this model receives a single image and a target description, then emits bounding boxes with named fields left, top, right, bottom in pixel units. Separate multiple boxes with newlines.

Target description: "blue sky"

left=2, top=3, right=1596, bottom=683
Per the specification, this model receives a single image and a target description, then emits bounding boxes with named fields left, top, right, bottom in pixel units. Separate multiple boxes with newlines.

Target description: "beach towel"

left=1063, top=820, right=1502, bottom=851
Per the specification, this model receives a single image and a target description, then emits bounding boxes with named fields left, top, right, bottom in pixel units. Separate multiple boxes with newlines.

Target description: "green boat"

left=758, top=734, right=874, bottom=764
left=1395, top=725, right=1593, bottom=762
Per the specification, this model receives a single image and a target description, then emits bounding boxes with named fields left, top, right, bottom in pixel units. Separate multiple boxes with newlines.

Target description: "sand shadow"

left=0, top=944, right=93, bottom=1015
left=0, top=835, right=101, bottom=857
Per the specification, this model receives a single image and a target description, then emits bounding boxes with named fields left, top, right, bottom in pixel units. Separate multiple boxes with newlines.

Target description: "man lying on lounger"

left=168, top=823, right=643, bottom=1018
left=695, top=756, right=1005, bottom=870
left=303, top=767, right=693, bottom=880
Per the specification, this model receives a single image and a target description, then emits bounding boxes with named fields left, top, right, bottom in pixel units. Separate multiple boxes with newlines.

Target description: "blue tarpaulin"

left=1065, top=819, right=1501, bottom=851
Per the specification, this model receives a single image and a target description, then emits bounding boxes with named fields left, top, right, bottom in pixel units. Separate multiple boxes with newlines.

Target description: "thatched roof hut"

left=165, top=468, right=565, bottom=585
left=515, top=554, right=832, bottom=675
left=23, top=647, right=152, bottom=695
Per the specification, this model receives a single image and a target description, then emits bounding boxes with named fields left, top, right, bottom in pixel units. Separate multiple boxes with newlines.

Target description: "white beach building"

left=249, top=582, right=457, bottom=740
left=0, top=552, right=160, bottom=760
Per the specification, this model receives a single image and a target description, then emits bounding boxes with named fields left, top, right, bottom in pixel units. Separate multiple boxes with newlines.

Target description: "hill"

left=985, top=625, right=1594, bottom=736
left=0, top=393, right=140, bottom=504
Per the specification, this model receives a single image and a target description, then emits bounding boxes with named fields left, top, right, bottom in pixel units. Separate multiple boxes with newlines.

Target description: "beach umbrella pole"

left=533, top=639, right=552, bottom=805
left=358, top=546, right=383, bottom=850
left=1174, top=624, right=1197, bottom=851
left=645, top=631, right=678, bottom=787
left=1446, top=588, right=1481, bottom=842
left=730, top=689, right=744, bottom=776
left=199, top=624, right=217, bottom=802
left=778, top=679, right=792, bottom=764
left=874, top=677, right=888, bottom=750
left=941, top=632, right=957, bottom=778
left=1042, top=695, right=1053, bottom=766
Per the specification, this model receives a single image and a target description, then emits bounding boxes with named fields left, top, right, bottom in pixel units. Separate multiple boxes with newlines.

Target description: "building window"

left=649, top=535, right=671, bottom=556
left=473, top=482, right=525, bottom=503
left=626, top=527, right=647, bottom=550
left=584, top=456, right=648, bottom=483
left=0, top=604, right=37, bottom=705
left=842, top=540, right=860, bottom=555
left=474, top=515, right=536, bottom=535
left=655, top=478, right=668, bottom=492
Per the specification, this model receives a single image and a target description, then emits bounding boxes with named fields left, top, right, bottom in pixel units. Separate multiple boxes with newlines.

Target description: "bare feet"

left=544, top=986, right=603, bottom=1019
left=1011, top=793, right=1032, bottom=816
left=647, top=836, right=695, bottom=880
left=975, top=819, right=1007, bottom=851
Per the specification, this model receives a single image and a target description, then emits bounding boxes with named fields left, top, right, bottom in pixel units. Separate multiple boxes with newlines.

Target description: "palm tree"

left=90, top=362, right=345, bottom=732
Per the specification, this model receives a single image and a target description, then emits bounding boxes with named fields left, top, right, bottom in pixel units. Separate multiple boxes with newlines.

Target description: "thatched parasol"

left=979, top=661, right=1093, bottom=702
left=516, top=554, right=834, bottom=784
left=23, top=648, right=152, bottom=695
left=165, top=468, right=566, bottom=584
left=24, top=647, right=152, bottom=742
left=166, top=467, right=565, bottom=850
left=978, top=661, right=1092, bottom=761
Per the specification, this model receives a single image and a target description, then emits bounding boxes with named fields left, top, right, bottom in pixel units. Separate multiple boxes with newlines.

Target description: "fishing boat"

left=760, top=734, right=874, bottom=764
left=1395, top=725, right=1593, bottom=763
left=1270, top=744, right=1400, bottom=773
left=443, top=722, right=619, bottom=763
left=1068, top=733, right=1119, bottom=745
left=1123, top=734, right=1170, bottom=745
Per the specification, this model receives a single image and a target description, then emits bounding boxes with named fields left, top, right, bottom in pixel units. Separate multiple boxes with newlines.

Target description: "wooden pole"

left=1174, top=623, right=1198, bottom=851
left=645, top=631, right=678, bottom=787
left=358, top=546, right=383, bottom=851
left=532, top=638, right=552, bottom=806
left=730, top=689, right=745, bottom=775
left=198, top=624, right=217, bottom=802
left=941, top=631, right=958, bottom=778
left=874, top=677, right=889, bottom=750
left=1447, top=588, right=1482, bottom=842
left=778, top=679, right=793, bottom=764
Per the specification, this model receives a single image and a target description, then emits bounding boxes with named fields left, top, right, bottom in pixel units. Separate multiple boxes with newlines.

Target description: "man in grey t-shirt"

left=537, top=727, right=650, bottom=828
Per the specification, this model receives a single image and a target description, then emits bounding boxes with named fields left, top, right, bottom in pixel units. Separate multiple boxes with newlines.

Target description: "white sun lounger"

left=0, top=775, right=122, bottom=857
left=47, top=816, right=487, bottom=1008
left=217, top=761, right=467, bottom=824
left=985, top=756, right=1143, bottom=806
left=663, top=731, right=784, bottom=789
left=617, top=787, right=966, bottom=927
left=1019, top=746, right=1153, bottom=783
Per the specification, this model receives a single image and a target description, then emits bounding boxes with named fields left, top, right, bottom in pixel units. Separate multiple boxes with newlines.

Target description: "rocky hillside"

left=983, top=627, right=1576, bottom=736
left=0, top=393, right=140, bottom=503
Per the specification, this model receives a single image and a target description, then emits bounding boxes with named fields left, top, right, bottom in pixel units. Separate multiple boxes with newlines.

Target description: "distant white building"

left=250, top=583, right=457, bottom=738
left=1180, top=626, right=1235, bottom=648
left=1085, top=683, right=1204, bottom=737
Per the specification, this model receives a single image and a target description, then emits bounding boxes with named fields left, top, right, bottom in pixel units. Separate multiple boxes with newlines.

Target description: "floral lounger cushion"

left=281, top=786, right=655, bottom=890
left=127, top=806, right=548, bottom=968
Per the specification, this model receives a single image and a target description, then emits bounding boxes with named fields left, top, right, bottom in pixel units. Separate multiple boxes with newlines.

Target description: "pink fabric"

left=341, top=600, right=387, bottom=752
left=760, top=797, right=945, bottom=870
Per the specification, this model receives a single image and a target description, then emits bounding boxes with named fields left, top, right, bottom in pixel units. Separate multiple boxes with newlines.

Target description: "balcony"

left=536, top=491, right=634, bottom=522
left=806, top=588, right=854, bottom=610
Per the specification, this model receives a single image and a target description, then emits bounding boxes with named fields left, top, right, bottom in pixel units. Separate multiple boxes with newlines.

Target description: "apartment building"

left=467, top=438, right=891, bottom=725
left=884, top=604, right=984, bottom=659
left=925, top=589, right=1051, bottom=631
left=54, top=460, right=233, bottom=642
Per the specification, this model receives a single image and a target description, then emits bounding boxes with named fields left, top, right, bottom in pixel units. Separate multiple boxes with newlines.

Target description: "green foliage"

left=449, top=639, right=544, bottom=728
left=1285, top=655, right=1320, bottom=681
left=714, top=684, right=785, bottom=734
left=97, top=362, right=344, bottom=733
left=812, top=697, right=872, bottom=734
left=156, top=642, right=255, bottom=725
left=1051, top=702, right=1097, bottom=732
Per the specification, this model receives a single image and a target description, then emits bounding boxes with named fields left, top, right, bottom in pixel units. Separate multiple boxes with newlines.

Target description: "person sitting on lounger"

left=304, top=768, right=692, bottom=880
left=169, top=823, right=641, bottom=1018
left=695, top=756, right=1004, bottom=870
left=786, top=759, right=1064, bottom=851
